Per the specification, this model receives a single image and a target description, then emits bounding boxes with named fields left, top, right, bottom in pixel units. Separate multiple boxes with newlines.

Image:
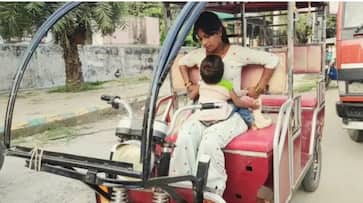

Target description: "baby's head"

left=200, top=55, right=224, bottom=85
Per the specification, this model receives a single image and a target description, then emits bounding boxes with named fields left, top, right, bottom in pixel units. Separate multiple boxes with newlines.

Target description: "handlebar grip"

left=101, top=95, right=111, bottom=101
left=200, top=103, right=221, bottom=110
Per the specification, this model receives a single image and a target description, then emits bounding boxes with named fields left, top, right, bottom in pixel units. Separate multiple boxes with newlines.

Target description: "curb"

left=0, top=96, right=149, bottom=140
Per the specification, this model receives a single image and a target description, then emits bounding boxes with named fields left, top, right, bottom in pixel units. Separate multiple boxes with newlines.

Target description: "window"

left=343, top=2, right=363, bottom=28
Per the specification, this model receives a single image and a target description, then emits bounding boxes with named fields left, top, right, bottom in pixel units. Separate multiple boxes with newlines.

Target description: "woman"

left=180, top=11, right=279, bottom=99
left=169, top=11, right=279, bottom=196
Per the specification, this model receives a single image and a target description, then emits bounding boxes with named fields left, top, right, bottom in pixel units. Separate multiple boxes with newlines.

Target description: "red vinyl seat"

left=225, top=124, right=276, bottom=153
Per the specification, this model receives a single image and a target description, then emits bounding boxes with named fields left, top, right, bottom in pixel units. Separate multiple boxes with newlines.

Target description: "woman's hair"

left=192, top=11, right=230, bottom=44
left=200, top=55, right=224, bottom=84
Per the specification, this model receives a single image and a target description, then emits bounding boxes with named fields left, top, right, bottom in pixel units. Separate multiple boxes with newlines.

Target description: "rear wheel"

left=302, top=138, right=322, bottom=192
left=348, top=129, right=363, bottom=142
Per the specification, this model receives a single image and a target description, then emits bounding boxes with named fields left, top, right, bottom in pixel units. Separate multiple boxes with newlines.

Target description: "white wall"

left=0, top=44, right=160, bottom=91
left=92, top=16, right=160, bottom=46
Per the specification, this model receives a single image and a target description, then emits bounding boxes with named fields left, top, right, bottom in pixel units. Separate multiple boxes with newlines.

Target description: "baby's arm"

left=230, top=90, right=259, bottom=109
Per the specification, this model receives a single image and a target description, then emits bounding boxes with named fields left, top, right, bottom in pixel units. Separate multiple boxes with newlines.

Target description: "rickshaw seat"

left=225, top=124, right=276, bottom=153
left=261, top=94, right=317, bottom=108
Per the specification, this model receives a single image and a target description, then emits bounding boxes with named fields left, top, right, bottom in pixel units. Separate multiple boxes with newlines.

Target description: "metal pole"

left=163, top=3, right=177, bottom=107
left=287, top=2, right=295, bottom=99
left=241, top=3, right=247, bottom=46
left=321, top=4, right=327, bottom=73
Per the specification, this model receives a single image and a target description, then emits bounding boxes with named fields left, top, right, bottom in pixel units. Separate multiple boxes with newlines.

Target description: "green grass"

left=115, top=75, right=151, bottom=86
left=294, top=82, right=317, bottom=93
left=48, top=81, right=107, bottom=93
left=13, top=125, right=79, bottom=147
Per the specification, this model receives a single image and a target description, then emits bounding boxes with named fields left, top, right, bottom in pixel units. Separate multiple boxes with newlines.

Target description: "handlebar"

left=101, top=95, right=121, bottom=109
left=200, top=102, right=223, bottom=110
left=166, top=102, right=223, bottom=135
left=101, top=94, right=133, bottom=122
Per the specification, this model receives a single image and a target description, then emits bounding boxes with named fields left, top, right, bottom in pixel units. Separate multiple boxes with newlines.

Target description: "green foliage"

left=183, top=30, right=199, bottom=47
left=0, top=2, right=127, bottom=43
left=127, top=2, right=163, bottom=18
left=48, top=81, right=107, bottom=93
left=0, top=3, right=33, bottom=41
left=14, top=125, right=79, bottom=146
left=295, top=14, right=313, bottom=44
left=326, top=15, right=336, bottom=38
left=125, top=2, right=198, bottom=46
left=126, top=2, right=166, bottom=44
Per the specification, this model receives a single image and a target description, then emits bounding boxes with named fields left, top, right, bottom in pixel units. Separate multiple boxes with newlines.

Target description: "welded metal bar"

left=141, top=2, right=196, bottom=180
left=287, top=2, right=295, bottom=99
left=142, top=2, right=206, bottom=183
left=241, top=3, right=247, bottom=46
left=273, top=99, right=293, bottom=203
left=8, top=147, right=141, bottom=178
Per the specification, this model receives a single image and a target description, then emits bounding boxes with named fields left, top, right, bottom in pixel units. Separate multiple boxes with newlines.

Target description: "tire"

left=0, top=141, right=5, bottom=170
left=348, top=129, right=363, bottom=142
left=302, top=138, right=322, bottom=192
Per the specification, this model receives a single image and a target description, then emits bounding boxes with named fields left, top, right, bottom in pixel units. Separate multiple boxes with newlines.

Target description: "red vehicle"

left=335, top=2, right=363, bottom=142
left=2, top=2, right=327, bottom=203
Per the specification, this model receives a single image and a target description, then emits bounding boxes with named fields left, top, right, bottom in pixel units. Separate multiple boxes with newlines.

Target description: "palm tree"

left=0, top=2, right=127, bottom=90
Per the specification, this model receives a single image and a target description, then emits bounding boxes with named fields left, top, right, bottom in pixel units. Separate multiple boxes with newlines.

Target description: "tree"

left=125, top=2, right=195, bottom=46
left=326, top=15, right=336, bottom=39
left=0, top=2, right=127, bottom=90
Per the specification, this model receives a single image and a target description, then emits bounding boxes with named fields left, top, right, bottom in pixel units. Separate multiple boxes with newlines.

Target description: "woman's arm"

left=180, top=65, right=199, bottom=100
left=178, top=49, right=204, bottom=100
left=247, top=68, right=274, bottom=98
left=239, top=48, right=279, bottom=98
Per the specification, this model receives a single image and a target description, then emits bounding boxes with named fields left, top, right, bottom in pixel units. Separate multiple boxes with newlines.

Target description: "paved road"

left=1, top=88, right=363, bottom=203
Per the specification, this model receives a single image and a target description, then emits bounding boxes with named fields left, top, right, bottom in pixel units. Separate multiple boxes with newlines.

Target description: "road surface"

left=1, top=89, right=363, bottom=203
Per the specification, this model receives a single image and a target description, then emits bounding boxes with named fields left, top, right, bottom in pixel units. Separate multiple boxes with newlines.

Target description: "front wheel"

left=302, top=138, right=322, bottom=192
left=348, top=129, right=363, bottom=142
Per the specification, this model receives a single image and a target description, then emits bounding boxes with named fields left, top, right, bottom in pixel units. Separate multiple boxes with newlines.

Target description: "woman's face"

left=196, top=29, right=223, bottom=53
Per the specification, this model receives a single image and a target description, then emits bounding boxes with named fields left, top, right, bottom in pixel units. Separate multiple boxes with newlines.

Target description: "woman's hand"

left=250, top=100, right=260, bottom=110
left=247, top=86, right=260, bottom=99
left=240, top=95, right=259, bottom=110
left=187, top=84, right=199, bottom=100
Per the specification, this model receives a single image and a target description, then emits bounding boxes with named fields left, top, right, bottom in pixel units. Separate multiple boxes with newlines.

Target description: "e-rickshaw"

left=2, top=2, right=326, bottom=203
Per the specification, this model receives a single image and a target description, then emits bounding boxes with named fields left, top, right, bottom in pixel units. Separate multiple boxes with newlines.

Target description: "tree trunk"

left=60, top=36, right=83, bottom=90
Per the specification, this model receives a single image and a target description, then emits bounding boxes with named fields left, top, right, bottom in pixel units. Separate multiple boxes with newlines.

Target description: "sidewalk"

left=0, top=78, right=171, bottom=139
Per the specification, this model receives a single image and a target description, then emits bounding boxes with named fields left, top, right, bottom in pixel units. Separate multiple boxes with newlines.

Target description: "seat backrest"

left=241, top=50, right=288, bottom=94
left=293, top=44, right=323, bottom=74
left=170, top=44, right=323, bottom=94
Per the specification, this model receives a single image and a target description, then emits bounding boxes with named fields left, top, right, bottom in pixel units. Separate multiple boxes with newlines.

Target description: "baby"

left=198, top=55, right=271, bottom=129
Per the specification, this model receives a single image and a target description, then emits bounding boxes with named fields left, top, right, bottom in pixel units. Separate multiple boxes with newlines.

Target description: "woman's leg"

left=169, top=119, right=205, bottom=176
left=196, top=113, right=247, bottom=196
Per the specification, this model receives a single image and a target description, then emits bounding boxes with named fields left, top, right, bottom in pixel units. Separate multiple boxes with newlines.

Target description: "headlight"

left=338, top=81, right=363, bottom=95
left=347, top=81, right=363, bottom=94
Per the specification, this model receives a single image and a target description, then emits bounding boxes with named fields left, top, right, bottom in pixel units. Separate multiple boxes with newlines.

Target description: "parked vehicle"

left=2, top=2, right=326, bottom=203
left=335, top=2, right=363, bottom=142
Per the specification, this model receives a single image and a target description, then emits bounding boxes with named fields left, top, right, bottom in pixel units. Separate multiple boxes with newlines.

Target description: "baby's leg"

left=236, top=108, right=255, bottom=128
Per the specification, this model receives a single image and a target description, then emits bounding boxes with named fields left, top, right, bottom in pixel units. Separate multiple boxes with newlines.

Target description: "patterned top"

left=196, top=79, right=234, bottom=121
left=179, top=45, right=279, bottom=91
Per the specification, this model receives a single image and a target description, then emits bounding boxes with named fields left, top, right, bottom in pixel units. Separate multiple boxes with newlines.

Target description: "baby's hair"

left=200, top=55, right=224, bottom=84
